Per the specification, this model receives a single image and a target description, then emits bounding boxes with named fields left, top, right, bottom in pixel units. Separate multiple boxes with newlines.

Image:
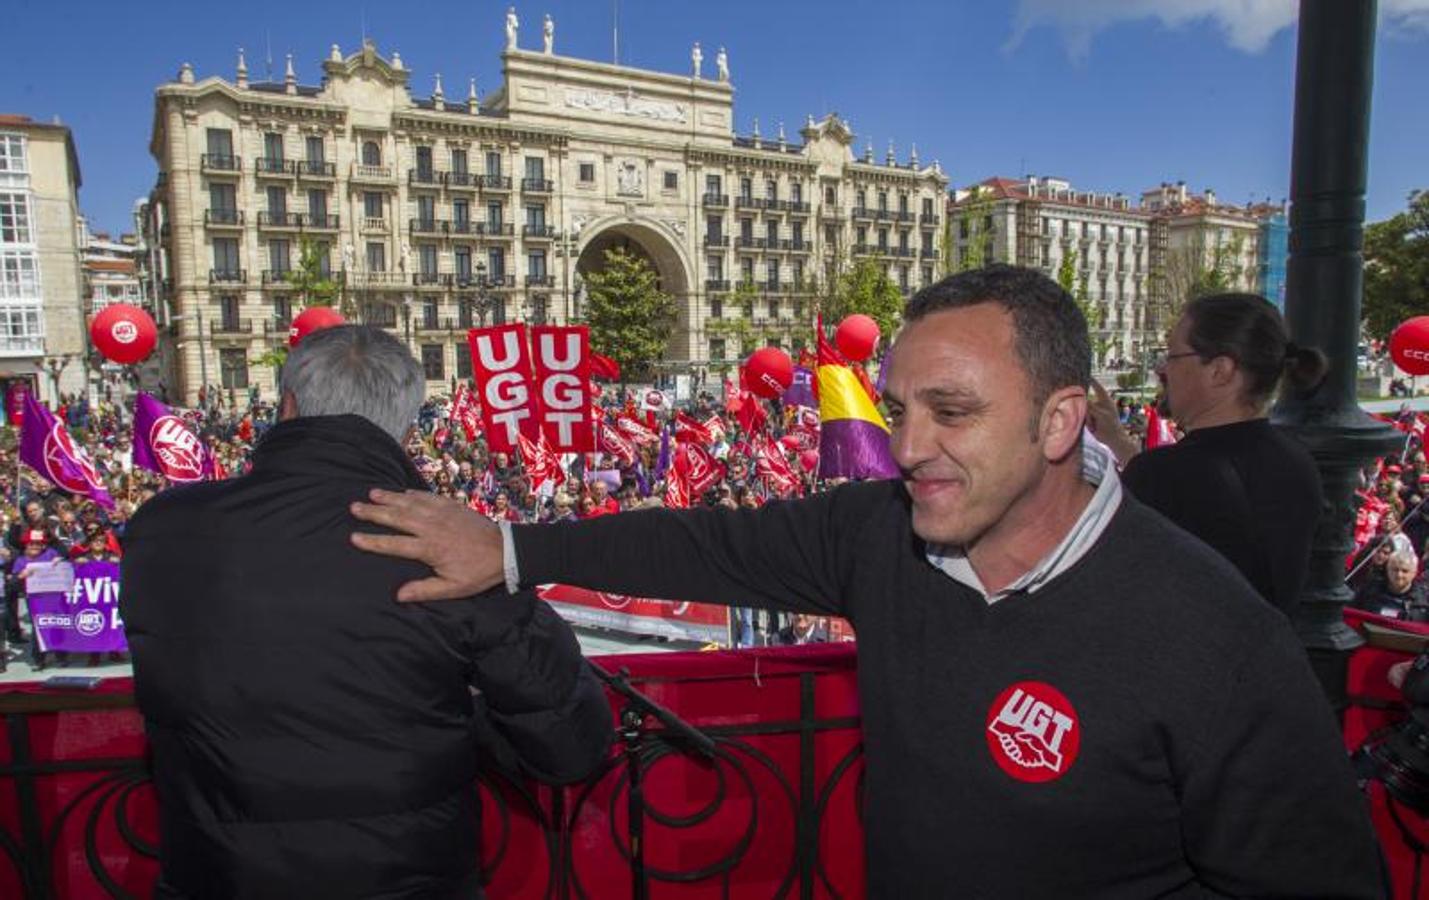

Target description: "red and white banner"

left=450, top=383, right=483, bottom=442
left=753, top=434, right=802, bottom=498
left=518, top=433, right=565, bottom=495
left=673, top=410, right=713, bottom=445
left=599, top=419, right=638, bottom=466
left=468, top=325, right=540, bottom=454
left=539, top=584, right=729, bottom=644
left=639, top=388, right=668, bottom=415
left=530, top=325, right=594, bottom=452
left=676, top=440, right=726, bottom=495
left=615, top=413, right=660, bottom=446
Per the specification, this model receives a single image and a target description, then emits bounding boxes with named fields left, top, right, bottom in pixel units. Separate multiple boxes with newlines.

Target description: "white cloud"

left=1007, top=0, right=1429, bottom=60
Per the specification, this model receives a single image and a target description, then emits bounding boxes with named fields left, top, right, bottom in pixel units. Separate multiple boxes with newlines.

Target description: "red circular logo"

left=111, top=320, right=139, bottom=344
left=985, top=681, right=1081, bottom=783
left=149, top=415, right=204, bottom=482
left=42, top=422, right=101, bottom=494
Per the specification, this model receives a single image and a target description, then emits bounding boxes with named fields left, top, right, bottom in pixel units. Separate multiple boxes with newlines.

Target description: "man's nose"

left=888, top=411, right=931, bottom=472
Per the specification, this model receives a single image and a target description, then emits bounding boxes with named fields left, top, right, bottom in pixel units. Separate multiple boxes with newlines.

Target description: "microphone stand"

left=587, top=661, right=716, bottom=900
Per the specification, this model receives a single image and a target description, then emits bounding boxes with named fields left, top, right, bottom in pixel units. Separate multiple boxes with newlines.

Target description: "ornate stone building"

left=144, top=14, right=948, bottom=404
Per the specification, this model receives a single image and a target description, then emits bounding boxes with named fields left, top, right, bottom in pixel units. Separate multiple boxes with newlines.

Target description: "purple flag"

left=653, top=424, right=672, bottom=480
left=133, top=392, right=211, bottom=483
left=784, top=366, right=817, bottom=409
left=25, top=559, right=128, bottom=653
left=19, top=391, right=114, bottom=509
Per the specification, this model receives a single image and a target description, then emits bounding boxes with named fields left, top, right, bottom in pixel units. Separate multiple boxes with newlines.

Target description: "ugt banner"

left=529, top=325, right=594, bottom=452
left=26, top=559, right=127, bottom=653
left=133, top=392, right=211, bottom=483
left=538, top=584, right=730, bottom=645
left=467, top=324, right=540, bottom=454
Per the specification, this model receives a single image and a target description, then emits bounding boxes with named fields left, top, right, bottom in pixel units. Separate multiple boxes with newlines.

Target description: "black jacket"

left=121, top=415, right=611, bottom=899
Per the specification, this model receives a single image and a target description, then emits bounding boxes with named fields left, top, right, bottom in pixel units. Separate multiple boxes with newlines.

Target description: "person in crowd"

left=775, top=612, right=829, bottom=646
left=1354, top=548, right=1429, bottom=621
left=14, top=527, right=61, bottom=670
left=1088, top=292, right=1328, bottom=616
left=352, top=264, right=1380, bottom=898
left=588, top=479, right=620, bottom=516
left=121, top=325, right=611, bottom=899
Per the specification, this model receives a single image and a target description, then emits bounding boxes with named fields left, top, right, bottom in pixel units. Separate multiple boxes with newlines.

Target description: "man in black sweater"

left=123, top=326, right=612, bottom=899
left=353, top=266, right=1381, bottom=897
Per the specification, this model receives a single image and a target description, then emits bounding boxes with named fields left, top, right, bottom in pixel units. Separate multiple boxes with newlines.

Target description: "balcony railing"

left=209, top=268, right=247, bottom=283
left=763, top=281, right=794, bottom=294
left=255, top=157, right=293, bottom=176
left=485, top=274, right=516, bottom=288
left=820, top=207, right=845, bottom=220
left=204, top=209, right=244, bottom=227
left=850, top=207, right=874, bottom=220
left=525, top=274, right=555, bottom=287
left=306, top=214, right=339, bottom=230
left=894, top=211, right=916, bottom=224
left=351, top=163, right=394, bottom=181
left=409, top=218, right=449, bottom=235
left=348, top=271, right=408, bottom=287
left=260, top=269, right=296, bottom=285
left=920, top=214, right=941, bottom=227
left=736, top=236, right=766, bottom=249
left=735, top=196, right=759, bottom=210
left=478, top=174, right=512, bottom=190
left=200, top=154, right=241, bottom=173
left=521, top=178, right=554, bottom=193
left=210, top=318, right=253, bottom=336
left=362, top=305, right=400, bottom=328
left=522, top=225, right=556, bottom=239
left=449, top=220, right=479, bottom=237
left=257, top=211, right=303, bottom=228
left=413, top=272, right=453, bottom=287
left=408, top=169, right=442, bottom=187
left=702, top=193, right=729, bottom=207
left=483, top=223, right=515, bottom=238
left=785, top=201, right=811, bottom=214
left=893, top=247, right=917, bottom=259
left=704, top=235, right=729, bottom=248
left=0, top=334, right=45, bottom=355
left=921, top=248, right=940, bottom=260
left=705, top=279, right=731, bottom=291
left=789, top=240, right=812, bottom=252
left=361, top=217, right=389, bottom=233
left=297, top=160, right=336, bottom=178
left=445, top=171, right=476, bottom=189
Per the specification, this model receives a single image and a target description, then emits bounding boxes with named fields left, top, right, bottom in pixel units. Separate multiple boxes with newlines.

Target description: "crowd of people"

left=1347, top=404, right=1429, bottom=620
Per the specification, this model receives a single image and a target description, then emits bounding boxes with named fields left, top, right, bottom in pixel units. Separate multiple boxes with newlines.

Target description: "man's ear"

left=1039, top=386, right=1089, bottom=463
left=278, top=391, right=299, bottom=422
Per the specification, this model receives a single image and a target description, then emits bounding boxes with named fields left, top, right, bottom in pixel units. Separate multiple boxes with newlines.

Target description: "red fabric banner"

left=538, top=584, right=729, bottom=644
left=451, top=383, right=483, bottom=442
left=530, top=325, right=594, bottom=452
left=468, top=325, right=540, bottom=454
left=614, top=413, right=659, bottom=446
left=676, top=441, right=726, bottom=495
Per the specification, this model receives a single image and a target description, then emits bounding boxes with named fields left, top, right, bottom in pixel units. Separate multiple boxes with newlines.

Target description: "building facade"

left=0, top=115, right=88, bottom=405
left=145, top=18, right=947, bottom=404
left=1140, top=182, right=1266, bottom=303
left=948, top=176, right=1156, bottom=368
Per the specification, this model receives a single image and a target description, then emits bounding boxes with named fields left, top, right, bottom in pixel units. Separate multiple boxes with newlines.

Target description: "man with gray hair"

left=121, top=325, right=612, bottom=899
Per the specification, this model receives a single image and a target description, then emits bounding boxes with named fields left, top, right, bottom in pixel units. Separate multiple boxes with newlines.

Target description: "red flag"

left=674, top=410, right=713, bottom=444
left=723, top=379, right=742, bottom=413
left=1145, top=405, right=1177, bottom=449
left=529, top=325, right=595, bottom=452
left=451, top=384, right=483, bottom=442
left=675, top=440, right=727, bottom=495
left=735, top=394, right=768, bottom=435
left=599, top=419, right=638, bottom=466
left=468, top=324, right=540, bottom=454
left=753, top=434, right=801, bottom=497
left=590, top=352, right=621, bottom=382
left=703, top=415, right=728, bottom=442
left=615, top=413, right=660, bottom=446
left=518, top=433, right=564, bottom=494
left=665, top=467, right=691, bottom=509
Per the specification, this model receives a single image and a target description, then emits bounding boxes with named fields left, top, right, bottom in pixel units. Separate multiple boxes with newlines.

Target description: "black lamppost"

left=1272, top=0, right=1401, bottom=705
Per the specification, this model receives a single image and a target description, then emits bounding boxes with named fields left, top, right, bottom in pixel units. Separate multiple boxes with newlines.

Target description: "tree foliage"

left=952, top=190, right=997, bottom=271
left=823, top=257, right=905, bottom=340
left=1363, top=189, right=1429, bottom=342
left=290, top=236, right=343, bottom=311
left=584, top=247, right=677, bottom=381
left=1157, top=234, right=1245, bottom=327
left=1057, top=248, right=1109, bottom=361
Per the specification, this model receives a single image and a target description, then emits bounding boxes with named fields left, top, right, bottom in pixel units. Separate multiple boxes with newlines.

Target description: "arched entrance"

left=574, top=218, right=694, bottom=363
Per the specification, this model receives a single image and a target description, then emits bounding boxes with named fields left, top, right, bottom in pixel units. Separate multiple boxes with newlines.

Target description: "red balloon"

left=288, top=306, right=347, bottom=348
left=1390, top=317, right=1429, bottom=376
left=89, top=304, right=157, bottom=365
left=835, top=314, right=881, bottom=362
left=799, top=449, right=820, bottom=473
left=744, top=347, right=794, bottom=399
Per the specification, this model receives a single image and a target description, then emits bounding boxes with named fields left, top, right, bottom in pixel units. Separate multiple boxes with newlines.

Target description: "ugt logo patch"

left=985, top=681, right=1081, bottom=783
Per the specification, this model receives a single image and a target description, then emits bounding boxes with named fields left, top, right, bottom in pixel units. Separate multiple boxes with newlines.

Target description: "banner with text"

left=467, top=324, right=541, bottom=454
left=539, top=584, right=730, bottom=645
left=529, top=325, right=594, bottom=452
left=27, top=560, right=126, bottom=653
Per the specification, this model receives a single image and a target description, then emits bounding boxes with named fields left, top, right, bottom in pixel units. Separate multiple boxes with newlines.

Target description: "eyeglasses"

left=1150, top=349, right=1201, bottom=370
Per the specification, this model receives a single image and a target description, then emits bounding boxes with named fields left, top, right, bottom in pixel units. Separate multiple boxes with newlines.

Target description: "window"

left=922, top=197, right=934, bottom=217
left=269, top=239, right=290, bottom=274
left=0, top=134, right=27, bottom=173
left=266, top=186, right=287, bottom=217
left=416, top=195, right=436, bottom=224
left=418, top=244, right=438, bottom=275
left=314, top=242, right=331, bottom=276
left=898, top=231, right=909, bottom=252
left=706, top=174, right=722, bottom=195
left=307, top=189, right=327, bottom=222
left=766, top=179, right=777, bottom=202
left=739, top=177, right=752, bottom=200
left=490, top=296, right=506, bottom=325
left=218, top=295, right=241, bottom=330
left=525, top=204, right=545, bottom=230
left=361, top=140, right=381, bottom=166
left=877, top=191, right=888, bottom=212
left=456, top=343, right=473, bottom=379
left=528, top=250, right=547, bottom=279
left=793, top=259, right=804, bottom=286
left=766, top=220, right=779, bottom=244
left=740, top=257, right=754, bottom=283
left=707, top=255, right=723, bottom=279
left=792, top=221, right=804, bottom=245
left=416, top=146, right=434, bottom=178
left=791, top=182, right=803, bottom=204
left=709, top=339, right=726, bottom=362
left=898, top=193, right=909, bottom=214
left=206, top=128, right=233, bottom=158
left=877, top=228, right=889, bottom=250
left=487, top=248, right=505, bottom=278
left=740, top=218, right=753, bottom=241
left=451, top=148, right=468, bottom=175
left=856, top=189, right=866, bottom=209
left=306, top=136, right=324, bottom=163
left=0, top=251, right=40, bottom=297
left=363, top=192, right=383, bottom=219
left=825, top=224, right=837, bottom=244
left=272, top=295, right=292, bottom=328
left=711, top=295, right=723, bottom=318
left=856, top=226, right=867, bottom=245
left=220, top=348, right=249, bottom=390
left=525, top=156, right=544, bottom=180
left=209, top=183, right=236, bottom=214
left=0, top=194, right=32, bottom=244
left=420, top=347, right=442, bottom=382
left=664, top=171, right=678, bottom=191
left=486, top=202, right=503, bottom=229
left=579, top=162, right=595, bottom=183
left=264, top=132, right=284, bottom=161
left=455, top=247, right=473, bottom=281
left=422, top=300, right=439, bottom=329
left=767, top=259, right=780, bottom=287
left=212, top=238, right=240, bottom=274
left=366, top=242, right=386, bottom=271
left=706, top=215, right=723, bottom=240
left=899, top=266, right=910, bottom=290
left=453, top=199, right=470, bottom=227
left=922, top=266, right=933, bottom=284
left=825, top=186, right=836, bottom=205
left=485, top=151, right=502, bottom=177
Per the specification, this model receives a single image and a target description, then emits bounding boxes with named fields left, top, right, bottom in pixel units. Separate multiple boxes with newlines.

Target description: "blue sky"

left=2, top=0, right=1425, bottom=235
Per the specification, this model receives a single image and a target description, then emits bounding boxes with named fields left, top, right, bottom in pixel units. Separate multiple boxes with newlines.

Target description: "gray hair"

left=280, top=324, right=424, bottom=442
left=1388, top=548, right=1420, bottom=571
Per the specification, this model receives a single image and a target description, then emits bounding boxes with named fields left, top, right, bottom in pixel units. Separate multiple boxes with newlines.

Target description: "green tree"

left=290, top=236, right=343, bottom=312
left=823, top=257, right=905, bottom=340
left=1058, top=248, right=1110, bottom=363
left=952, top=190, right=996, bottom=271
left=1363, top=189, right=1429, bottom=342
left=584, top=247, right=677, bottom=382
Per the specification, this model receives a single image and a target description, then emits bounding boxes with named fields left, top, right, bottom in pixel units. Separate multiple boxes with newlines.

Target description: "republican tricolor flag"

left=815, top=325, right=899, bottom=480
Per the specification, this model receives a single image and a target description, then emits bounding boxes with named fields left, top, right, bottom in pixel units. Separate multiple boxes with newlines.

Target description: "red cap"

left=23, top=529, right=46, bottom=546
left=1386, top=465, right=1403, bottom=474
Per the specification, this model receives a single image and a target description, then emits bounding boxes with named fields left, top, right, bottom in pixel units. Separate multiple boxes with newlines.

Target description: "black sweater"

left=1121, top=419, right=1322, bottom=615
left=513, top=481, right=1380, bottom=898
left=123, top=416, right=612, bottom=899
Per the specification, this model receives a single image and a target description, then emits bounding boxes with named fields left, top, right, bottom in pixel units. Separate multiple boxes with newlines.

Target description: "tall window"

left=273, top=295, right=292, bottom=328
left=525, top=156, right=545, bottom=180
left=877, top=191, right=888, bottom=212
left=307, top=189, right=327, bottom=222
left=269, top=239, right=290, bottom=274
left=792, top=221, right=804, bottom=245
left=706, top=174, right=722, bottom=195
left=456, top=341, right=473, bottom=378
left=415, top=195, right=435, bottom=224
left=206, top=128, right=233, bottom=159
left=528, top=250, right=547, bottom=279
left=485, top=151, right=502, bottom=177
left=418, top=244, right=438, bottom=275
left=264, top=132, right=284, bottom=161
left=525, top=204, right=545, bottom=230
left=767, top=259, right=781, bottom=288
left=422, top=345, right=445, bottom=380
left=212, top=238, right=240, bottom=274
left=415, top=146, right=434, bottom=179
left=305, top=136, right=324, bottom=163
left=450, top=148, right=468, bottom=175
left=366, top=242, right=386, bottom=271
left=766, top=179, right=778, bottom=202
left=706, top=215, right=723, bottom=240
left=455, top=247, right=473, bottom=281
left=486, top=202, right=503, bottom=229
left=739, top=177, right=752, bottom=201
left=487, top=248, right=505, bottom=278
left=766, top=220, right=778, bottom=245
left=453, top=199, right=470, bottom=227
left=218, top=295, right=241, bottom=330
left=361, top=140, right=381, bottom=166
left=740, top=218, right=753, bottom=241
left=707, top=255, right=724, bottom=280
left=364, top=192, right=383, bottom=220
left=741, top=257, right=754, bottom=283
left=220, top=348, right=249, bottom=389
left=0, top=194, right=32, bottom=244
left=791, top=182, right=803, bottom=204
left=0, top=134, right=27, bottom=173
left=898, top=193, right=909, bottom=214
left=266, top=186, right=287, bottom=217
left=825, top=185, right=836, bottom=205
